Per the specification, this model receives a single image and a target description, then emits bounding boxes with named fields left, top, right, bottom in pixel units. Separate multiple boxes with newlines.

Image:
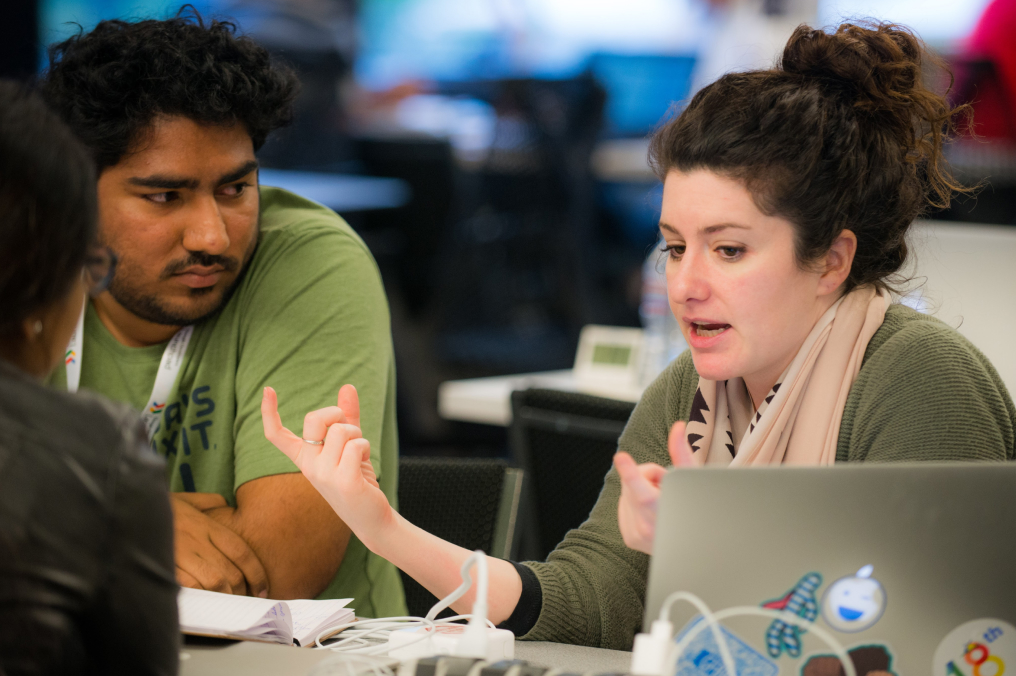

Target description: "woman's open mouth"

left=692, top=322, right=730, bottom=337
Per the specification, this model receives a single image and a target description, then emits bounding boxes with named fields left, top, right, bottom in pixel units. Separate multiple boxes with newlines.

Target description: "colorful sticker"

left=675, top=617, right=778, bottom=676
left=932, top=618, right=1015, bottom=676
left=820, top=565, right=886, bottom=633
left=761, top=572, right=823, bottom=658
left=801, top=644, right=897, bottom=676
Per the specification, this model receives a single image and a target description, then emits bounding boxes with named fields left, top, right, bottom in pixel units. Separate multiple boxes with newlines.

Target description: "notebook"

left=645, top=463, right=1016, bottom=676
left=178, top=588, right=355, bottom=647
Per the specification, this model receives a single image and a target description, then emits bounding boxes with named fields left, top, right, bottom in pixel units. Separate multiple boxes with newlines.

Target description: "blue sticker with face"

left=820, top=565, right=886, bottom=633
left=675, top=617, right=779, bottom=676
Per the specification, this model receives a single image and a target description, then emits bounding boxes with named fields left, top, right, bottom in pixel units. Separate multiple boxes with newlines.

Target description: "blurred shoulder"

left=0, top=363, right=158, bottom=487
left=250, top=186, right=383, bottom=286
left=841, top=304, right=1015, bottom=461
left=864, top=303, right=1003, bottom=377
left=258, top=186, right=371, bottom=252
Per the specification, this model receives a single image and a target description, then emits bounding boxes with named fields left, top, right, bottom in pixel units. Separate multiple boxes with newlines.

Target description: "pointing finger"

left=261, top=387, right=303, bottom=461
left=614, top=452, right=664, bottom=504
left=337, top=384, right=360, bottom=430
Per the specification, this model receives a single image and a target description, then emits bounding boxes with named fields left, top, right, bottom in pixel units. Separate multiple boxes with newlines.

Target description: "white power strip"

left=385, top=625, right=515, bottom=662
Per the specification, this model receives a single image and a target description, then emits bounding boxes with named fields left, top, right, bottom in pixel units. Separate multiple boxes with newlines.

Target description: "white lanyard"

left=66, top=305, right=193, bottom=442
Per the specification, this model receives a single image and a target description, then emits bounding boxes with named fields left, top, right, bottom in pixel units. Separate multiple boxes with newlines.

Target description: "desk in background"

left=437, top=370, right=643, bottom=427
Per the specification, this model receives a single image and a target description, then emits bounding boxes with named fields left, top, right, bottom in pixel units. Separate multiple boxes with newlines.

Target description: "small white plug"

left=630, top=619, right=674, bottom=675
left=452, top=611, right=489, bottom=659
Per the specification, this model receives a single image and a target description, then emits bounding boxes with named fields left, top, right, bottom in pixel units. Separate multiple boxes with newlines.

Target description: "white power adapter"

left=630, top=619, right=674, bottom=675
left=385, top=624, right=515, bottom=662
left=384, top=551, right=514, bottom=663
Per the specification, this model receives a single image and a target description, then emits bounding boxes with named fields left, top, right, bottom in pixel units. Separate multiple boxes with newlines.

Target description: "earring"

left=33, top=320, right=43, bottom=335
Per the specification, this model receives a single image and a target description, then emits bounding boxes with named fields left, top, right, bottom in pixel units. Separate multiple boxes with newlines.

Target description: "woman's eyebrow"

left=659, top=222, right=751, bottom=235
left=703, top=223, right=750, bottom=234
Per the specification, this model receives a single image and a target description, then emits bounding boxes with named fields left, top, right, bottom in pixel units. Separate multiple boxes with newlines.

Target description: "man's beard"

left=107, top=235, right=258, bottom=326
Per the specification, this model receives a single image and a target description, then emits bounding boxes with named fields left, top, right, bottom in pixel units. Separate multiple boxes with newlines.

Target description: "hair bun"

left=780, top=22, right=924, bottom=109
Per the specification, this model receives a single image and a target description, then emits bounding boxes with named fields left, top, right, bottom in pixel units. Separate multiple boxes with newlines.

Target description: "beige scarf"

left=685, top=286, right=889, bottom=467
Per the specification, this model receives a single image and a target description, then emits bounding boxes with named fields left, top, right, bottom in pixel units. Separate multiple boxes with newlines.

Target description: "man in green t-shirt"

left=41, top=13, right=406, bottom=616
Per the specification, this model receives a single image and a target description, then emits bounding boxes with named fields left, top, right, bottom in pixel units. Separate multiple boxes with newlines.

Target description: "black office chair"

left=509, top=388, right=636, bottom=562
left=396, top=457, right=524, bottom=618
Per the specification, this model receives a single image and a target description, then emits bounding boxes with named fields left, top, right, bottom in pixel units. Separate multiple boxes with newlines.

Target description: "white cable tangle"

left=312, top=551, right=503, bottom=661
left=664, top=603, right=857, bottom=676
left=657, top=592, right=738, bottom=676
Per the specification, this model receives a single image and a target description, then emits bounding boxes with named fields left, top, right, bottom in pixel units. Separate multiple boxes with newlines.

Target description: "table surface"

left=179, top=638, right=632, bottom=675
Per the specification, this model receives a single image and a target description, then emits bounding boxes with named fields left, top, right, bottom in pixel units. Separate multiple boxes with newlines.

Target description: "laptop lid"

left=645, top=463, right=1016, bottom=676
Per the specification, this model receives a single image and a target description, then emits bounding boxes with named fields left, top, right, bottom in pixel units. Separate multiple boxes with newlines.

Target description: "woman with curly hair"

left=263, top=22, right=1016, bottom=650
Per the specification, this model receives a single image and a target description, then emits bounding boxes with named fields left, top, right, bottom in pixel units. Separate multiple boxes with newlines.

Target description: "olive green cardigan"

left=521, top=304, right=1015, bottom=650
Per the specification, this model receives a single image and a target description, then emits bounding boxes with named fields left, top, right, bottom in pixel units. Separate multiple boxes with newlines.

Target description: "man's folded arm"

left=223, top=215, right=397, bottom=599
left=203, top=473, right=352, bottom=599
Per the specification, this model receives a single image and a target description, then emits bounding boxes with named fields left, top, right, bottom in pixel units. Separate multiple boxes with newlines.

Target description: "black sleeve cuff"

left=497, top=561, right=543, bottom=637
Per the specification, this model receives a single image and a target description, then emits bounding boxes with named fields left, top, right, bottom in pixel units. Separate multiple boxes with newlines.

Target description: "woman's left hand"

left=261, top=385, right=396, bottom=550
left=613, top=420, right=699, bottom=554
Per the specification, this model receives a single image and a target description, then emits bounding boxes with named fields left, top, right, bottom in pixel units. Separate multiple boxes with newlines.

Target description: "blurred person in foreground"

left=264, top=22, right=1015, bottom=650
left=40, top=11, right=405, bottom=613
left=0, top=81, right=178, bottom=676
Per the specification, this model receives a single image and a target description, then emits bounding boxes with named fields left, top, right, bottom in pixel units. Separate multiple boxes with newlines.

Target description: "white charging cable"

left=631, top=591, right=856, bottom=676
left=633, top=592, right=736, bottom=675
left=666, top=605, right=856, bottom=676
left=313, top=550, right=494, bottom=660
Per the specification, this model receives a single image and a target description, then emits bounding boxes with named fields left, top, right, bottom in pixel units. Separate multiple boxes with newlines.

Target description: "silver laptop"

left=645, top=464, right=1016, bottom=676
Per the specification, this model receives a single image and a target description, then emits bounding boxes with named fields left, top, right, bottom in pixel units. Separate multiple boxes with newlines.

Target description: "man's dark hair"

left=40, top=9, right=300, bottom=171
left=0, top=80, right=96, bottom=338
left=650, top=22, right=972, bottom=293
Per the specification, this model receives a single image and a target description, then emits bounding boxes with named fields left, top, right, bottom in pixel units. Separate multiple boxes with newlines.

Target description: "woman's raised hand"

left=613, top=420, right=700, bottom=554
left=261, top=384, right=395, bottom=547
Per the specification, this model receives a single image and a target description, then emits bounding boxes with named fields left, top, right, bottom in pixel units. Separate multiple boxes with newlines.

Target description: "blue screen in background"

left=38, top=0, right=220, bottom=68
left=587, top=53, right=696, bottom=137
left=38, top=0, right=993, bottom=140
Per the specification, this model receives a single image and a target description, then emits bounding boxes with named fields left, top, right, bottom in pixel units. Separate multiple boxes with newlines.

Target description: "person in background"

left=263, top=21, right=1015, bottom=650
left=955, top=0, right=1016, bottom=140
left=0, top=81, right=178, bottom=676
left=690, top=0, right=818, bottom=93
left=41, top=11, right=405, bottom=614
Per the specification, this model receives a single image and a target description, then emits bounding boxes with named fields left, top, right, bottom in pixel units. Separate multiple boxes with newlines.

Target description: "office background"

left=2, top=0, right=1012, bottom=463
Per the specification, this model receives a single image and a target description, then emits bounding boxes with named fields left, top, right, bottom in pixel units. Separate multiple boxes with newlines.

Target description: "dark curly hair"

left=649, top=22, right=971, bottom=292
left=0, top=80, right=96, bottom=338
left=40, top=9, right=300, bottom=172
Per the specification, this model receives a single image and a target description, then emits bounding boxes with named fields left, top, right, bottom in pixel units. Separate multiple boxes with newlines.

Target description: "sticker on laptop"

left=820, top=565, right=886, bottom=633
left=761, top=572, right=823, bottom=658
left=801, top=643, right=897, bottom=676
left=675, top=616, right=778, bottom=676
left=932, top=618, right=1015, bottom=676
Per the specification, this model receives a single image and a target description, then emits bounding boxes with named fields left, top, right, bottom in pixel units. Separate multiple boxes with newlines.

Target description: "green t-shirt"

left=49, top=186, right=407, bottom=617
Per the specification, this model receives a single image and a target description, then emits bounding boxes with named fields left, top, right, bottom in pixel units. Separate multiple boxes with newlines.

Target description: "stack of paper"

left=178, top=588, right=354, bottom=647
